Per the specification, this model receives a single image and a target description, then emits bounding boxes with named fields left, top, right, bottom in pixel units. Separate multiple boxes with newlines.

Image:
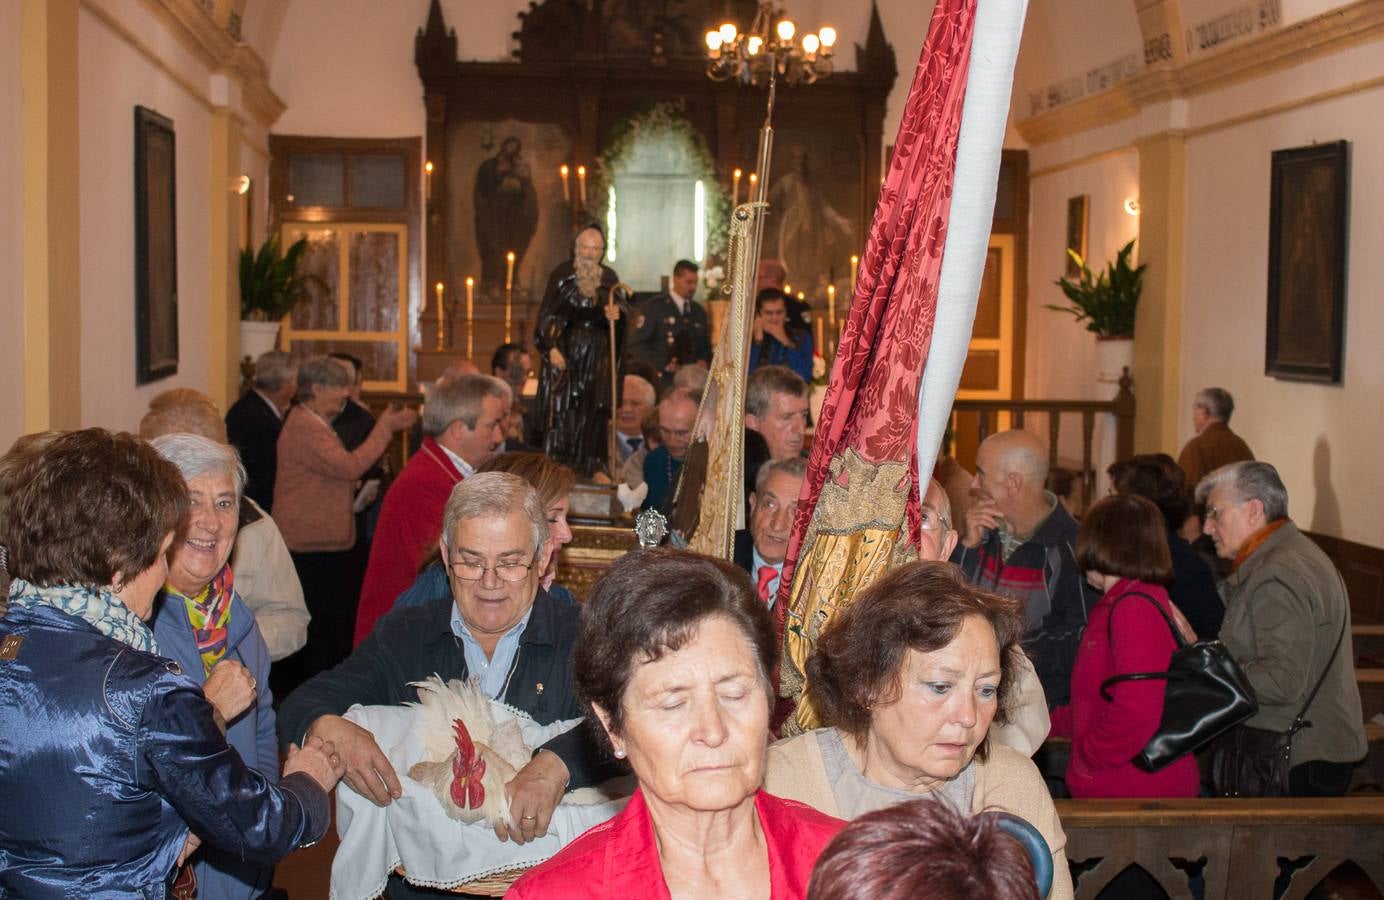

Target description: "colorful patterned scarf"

left=165, top=565, right=235, bottom=676
left=7, top=577, right=158, bottom=654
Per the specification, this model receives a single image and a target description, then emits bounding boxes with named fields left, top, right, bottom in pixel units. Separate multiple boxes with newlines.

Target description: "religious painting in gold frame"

left=1065, top=194, right=1088, bottom=279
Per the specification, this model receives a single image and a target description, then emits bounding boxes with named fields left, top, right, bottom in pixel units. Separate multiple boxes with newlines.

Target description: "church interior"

left=5, top=0, right=1384, bottom=896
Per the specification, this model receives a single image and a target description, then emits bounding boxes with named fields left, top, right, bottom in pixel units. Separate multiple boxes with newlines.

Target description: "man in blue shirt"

left=279, top=473, right=613, bottom=890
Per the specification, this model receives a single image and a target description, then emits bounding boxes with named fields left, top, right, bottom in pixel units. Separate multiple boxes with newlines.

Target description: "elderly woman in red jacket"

left=509, top=550, right=844, bottom=899
left=1048, top=494, right=1200, bottom=798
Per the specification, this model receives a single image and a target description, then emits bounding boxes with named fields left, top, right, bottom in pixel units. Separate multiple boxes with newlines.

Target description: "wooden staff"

left=606, top=281, right=631, bottom=482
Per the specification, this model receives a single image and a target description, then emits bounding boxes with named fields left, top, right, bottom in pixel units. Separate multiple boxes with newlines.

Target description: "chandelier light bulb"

left=819, top=26, right=837, bottom=48
left=719, top=23, right=738, bottom=44
left=776, top=19, right=796, bottom=42
left=802, top=33, right=820, bottom=54
left=747, top=35, right=763, bottom=55
left=706, top=30, right=722, bottom=51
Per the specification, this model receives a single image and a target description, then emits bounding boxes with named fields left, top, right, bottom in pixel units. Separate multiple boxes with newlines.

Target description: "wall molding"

left=86, top=0, right=285, bottom=127
left=1017, top=0, right=1384, bottom=146
left=1029, top=145, right=1138, bottom=180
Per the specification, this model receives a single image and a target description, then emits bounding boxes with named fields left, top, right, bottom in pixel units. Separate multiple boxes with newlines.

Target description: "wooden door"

left=952, top=234, right=1015, bottom=472
left=279, top=222, right=410, bottom=392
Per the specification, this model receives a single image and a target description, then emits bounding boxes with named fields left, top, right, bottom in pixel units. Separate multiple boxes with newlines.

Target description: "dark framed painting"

left=1266, top=140, right=1348, bottom=383
left=1065, top=194, right=1088, bottom=277
left=134, top=105, right=178, bottom=384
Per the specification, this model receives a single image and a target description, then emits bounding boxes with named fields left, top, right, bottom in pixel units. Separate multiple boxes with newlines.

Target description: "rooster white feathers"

left=405, top=675, right=532, bottom=829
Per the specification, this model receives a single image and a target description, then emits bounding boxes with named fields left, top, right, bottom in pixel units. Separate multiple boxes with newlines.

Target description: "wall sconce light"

left=1124, top=196, right=1141, bottom=216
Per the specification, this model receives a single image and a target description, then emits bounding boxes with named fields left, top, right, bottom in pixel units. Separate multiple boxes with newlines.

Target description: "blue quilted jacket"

left=0, top=603, right=328, bottom=899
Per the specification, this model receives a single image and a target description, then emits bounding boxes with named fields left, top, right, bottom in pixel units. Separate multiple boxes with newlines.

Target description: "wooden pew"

left=1057, top=798, right=1384, bottom=899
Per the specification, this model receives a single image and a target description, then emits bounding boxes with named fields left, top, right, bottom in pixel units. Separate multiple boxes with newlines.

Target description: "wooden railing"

left=947, top=368, right=1135, bottom=510
left=1058, top=798, right=1384, bottom=898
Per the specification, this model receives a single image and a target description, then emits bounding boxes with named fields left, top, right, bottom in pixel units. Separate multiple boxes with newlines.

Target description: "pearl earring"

left=613, top=748, right=627, bottom=759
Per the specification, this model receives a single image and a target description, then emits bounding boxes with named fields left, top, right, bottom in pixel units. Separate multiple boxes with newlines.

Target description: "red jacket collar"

left=418, top=435, right=465, bottom=482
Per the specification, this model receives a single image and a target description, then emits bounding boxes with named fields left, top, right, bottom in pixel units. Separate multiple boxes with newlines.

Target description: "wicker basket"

left=393, top=864, right=529, bottom=897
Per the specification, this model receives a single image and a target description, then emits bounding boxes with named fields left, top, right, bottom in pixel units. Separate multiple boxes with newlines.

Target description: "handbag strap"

left=1105, top=589, right=1188, bottom=650
left=1289, top=573, right=1350, bottom=731
left=1098, top=589, right=1188, bottom=702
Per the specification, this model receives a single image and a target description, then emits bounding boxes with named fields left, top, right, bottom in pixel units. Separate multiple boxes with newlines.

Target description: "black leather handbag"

left=1099, top=591, right=1258, bottom=772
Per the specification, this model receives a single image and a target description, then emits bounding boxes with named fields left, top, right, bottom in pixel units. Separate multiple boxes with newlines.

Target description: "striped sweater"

left=951, top=503, right=1097, bottom=708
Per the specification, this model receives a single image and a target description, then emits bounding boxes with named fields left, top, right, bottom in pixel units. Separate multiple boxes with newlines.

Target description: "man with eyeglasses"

left=279, top=473, right=615, bottom=894
left=734, top=457, right=808, bottom=608
left=640, top=387, right=700, bottom=513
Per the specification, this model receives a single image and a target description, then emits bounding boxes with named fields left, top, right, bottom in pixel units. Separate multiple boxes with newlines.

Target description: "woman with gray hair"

left=274, top=356, right=416, bottom=682
left=1198, top=460, right=1366, bottom=795
left=150, top=433, right=284, bottom=900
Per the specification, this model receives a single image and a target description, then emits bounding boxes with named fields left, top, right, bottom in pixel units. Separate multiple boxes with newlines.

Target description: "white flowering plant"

left=701, top=264, right=726, bottom=302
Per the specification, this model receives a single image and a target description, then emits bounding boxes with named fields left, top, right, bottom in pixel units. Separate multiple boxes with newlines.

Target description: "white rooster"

left=405, top=676, right=533, bottom=829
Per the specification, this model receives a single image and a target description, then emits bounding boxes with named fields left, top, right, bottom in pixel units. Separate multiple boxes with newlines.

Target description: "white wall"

left=77, top=1, right=216, bottom=432
left=1180, top=39, right=1384, bottom=547
left=0, top=1, right=24, bottom=451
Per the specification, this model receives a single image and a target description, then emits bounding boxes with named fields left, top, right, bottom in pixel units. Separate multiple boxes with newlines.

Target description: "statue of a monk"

left=534, top=223, right=627, bottom=478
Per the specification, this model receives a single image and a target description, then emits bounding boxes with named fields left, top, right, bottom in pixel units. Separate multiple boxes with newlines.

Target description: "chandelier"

left=704, top=3, right=836, bottom=87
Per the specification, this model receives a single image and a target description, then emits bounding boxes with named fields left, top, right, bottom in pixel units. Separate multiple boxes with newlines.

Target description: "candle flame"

left=465, top=276, right=474, bottom=286
left=577, top=165, right=586, bottom=176
left=733, top=168, right=742, bottom=178
left=435, top=282, right=443, bottom=292
left=560, top=164, right=569, bottom=176
left=425, top=161, right=434, bottom=174
left=506, top=251, right=516, bottom=262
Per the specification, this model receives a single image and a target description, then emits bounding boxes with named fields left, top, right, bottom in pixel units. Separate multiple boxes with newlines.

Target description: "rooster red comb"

left=449, top=718, right=487, bottom=810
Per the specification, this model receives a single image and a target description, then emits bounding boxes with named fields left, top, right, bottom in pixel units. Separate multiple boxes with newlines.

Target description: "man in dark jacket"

left=627, top=260, right=711, bottom=380
left=225, top=351, right=297, bottom=511
left=278, top=472, right=617, bottom=888
left=950, top=430, right=1098, bottom=708
left=733, top=457, right=807, bottom=609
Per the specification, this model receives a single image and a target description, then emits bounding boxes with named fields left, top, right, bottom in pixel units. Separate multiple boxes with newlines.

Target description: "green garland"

left=588, top=101, right=730, bottom=259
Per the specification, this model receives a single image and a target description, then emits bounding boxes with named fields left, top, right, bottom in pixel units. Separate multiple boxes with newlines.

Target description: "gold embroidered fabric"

left=780, top=449, right=918, bottom=735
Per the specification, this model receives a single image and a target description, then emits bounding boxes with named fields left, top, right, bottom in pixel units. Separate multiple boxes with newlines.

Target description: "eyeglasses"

left=447, top=553, right=539, bottom=583
left=920, top=507, right=952, bottom=533
left=1204, top=501, right=1236, bottom=522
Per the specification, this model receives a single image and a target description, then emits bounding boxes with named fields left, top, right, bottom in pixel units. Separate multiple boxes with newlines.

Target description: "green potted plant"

left=238, top=235, right=320, bottom=359
left=1048, top=238, right=1145, bottom=382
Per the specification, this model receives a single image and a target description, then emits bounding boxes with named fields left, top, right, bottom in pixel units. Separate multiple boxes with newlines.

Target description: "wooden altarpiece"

left=413, top=0, right=897, bottom=370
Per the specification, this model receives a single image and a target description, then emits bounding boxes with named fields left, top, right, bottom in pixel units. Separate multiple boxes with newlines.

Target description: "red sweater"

left=1048, top=579, right=1200, bottom=798
left=352, top=437, right=463, bottom=645
left=509, top=788, right=844, bottom=899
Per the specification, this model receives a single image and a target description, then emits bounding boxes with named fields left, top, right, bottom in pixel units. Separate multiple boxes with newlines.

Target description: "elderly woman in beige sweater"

left=764, top=561, right=1072, bottom=900
left=273, top=356, right=415, bottom=684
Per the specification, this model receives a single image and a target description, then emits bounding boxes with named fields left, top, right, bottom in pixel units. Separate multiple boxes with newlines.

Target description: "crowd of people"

left=0, top=224, right=1370, bottom=899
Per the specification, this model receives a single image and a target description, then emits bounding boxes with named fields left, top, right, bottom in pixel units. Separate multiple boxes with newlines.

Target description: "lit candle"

left=732, top=167, right=742, bottom=205
left=505, top=251, right=516, bottom=342
left=827, top=283, right=836, bottom=331
left=434, top=281, right=445, bottom=351
left=559, top=164, right=570, bottom=204
left=465, top=276, right=475, bottom=361
left=815, top=317, right=823, bottom=354
left=850, top=254, right=859, bottom=289
left=783, top=282, right=791, bottom=298
left=748, top=172, right=759, bottom=200
left=577, top=165, right=587, bottom=208
left=424, top=161, right=434, bottom=201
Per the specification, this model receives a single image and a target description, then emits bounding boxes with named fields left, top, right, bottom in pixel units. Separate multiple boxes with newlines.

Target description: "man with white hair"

left=280, top=474, right=614, bottom=887
left=1177, top=386, right=1254, bottom=488
left=1198, top=461, right=1364, bottom=795
left=354, top=374, right=511, bottom=645
left=614, top=373, right=657, bottom=463
left=950, top=429, right=1096, bottom=708
left=225, top=351, right=297, bottom=512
